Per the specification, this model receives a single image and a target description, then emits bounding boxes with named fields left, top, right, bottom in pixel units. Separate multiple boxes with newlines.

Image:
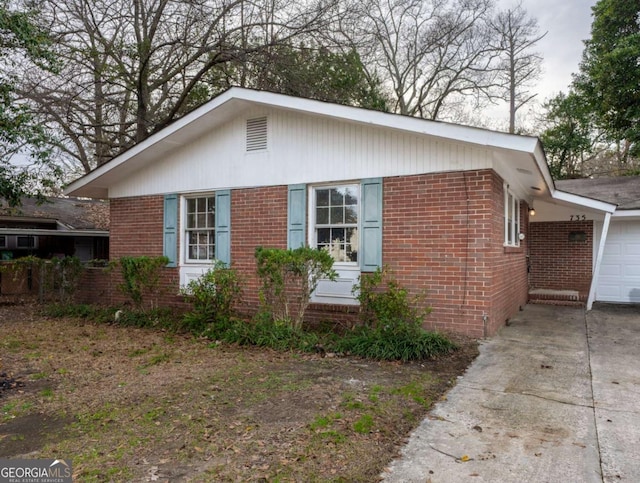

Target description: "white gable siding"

left=109, top=107, right=493, bottom=198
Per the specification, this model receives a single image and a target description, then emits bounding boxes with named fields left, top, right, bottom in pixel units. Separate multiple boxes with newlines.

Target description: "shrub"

left=335, top=325, right=456, bottom=362
left=354, top=266, right=430, bottom=328
left=335, top=266, right=455, bottom=361
left=219, top=315, right=320, bottom=352
left=180, top=261, right=243, bottom=334
left=117, top=256, right=169, bottom=311
left=255, top=246, right=336, bottom=329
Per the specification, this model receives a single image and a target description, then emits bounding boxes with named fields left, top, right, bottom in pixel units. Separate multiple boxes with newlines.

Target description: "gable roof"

left=0, top=197, right=109, bottom=231
left=64, top=87, right=555, bottom=199
left=556, top=177, right=640, bottom=210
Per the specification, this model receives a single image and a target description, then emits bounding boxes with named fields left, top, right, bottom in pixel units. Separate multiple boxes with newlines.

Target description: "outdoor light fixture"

left=529, top=206, right=536, bottom=216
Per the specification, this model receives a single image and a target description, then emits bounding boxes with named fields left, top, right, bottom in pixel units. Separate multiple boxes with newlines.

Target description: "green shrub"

left=335, top=324, right=456, bottom=362
left=255, top=246, right=336, bottom=329
left=180, top=261, right=243, bottom=334
left=112, top=307, right=177, bottom=330
left=216, top=315, right=320, bottom=353
left=334, top=266, right=455, bottom=361
left=354, top=266, right=430, bottom=328
left=117, top=256, right=169, bottom=311
left=42, top=303, right=116, bottom=323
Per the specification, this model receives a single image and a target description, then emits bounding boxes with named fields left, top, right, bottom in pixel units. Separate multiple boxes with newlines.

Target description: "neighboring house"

left=0, top=196, right=109, bottom=262
left=63, top=88, right=632, bottom=337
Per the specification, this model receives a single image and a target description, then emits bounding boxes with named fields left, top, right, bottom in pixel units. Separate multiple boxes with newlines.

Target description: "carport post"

left=587, top=211, right=612, bottom=310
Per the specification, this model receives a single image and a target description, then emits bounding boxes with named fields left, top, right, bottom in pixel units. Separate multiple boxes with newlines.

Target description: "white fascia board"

left=612, top=209, right=640, bottom=218
left=64, top=87, right=543, bottom=197
left=240, top=89, right=541, bottom=152
left=551, top=189, right=617, bottom=213
left=64, top=89, right=240, bottom=197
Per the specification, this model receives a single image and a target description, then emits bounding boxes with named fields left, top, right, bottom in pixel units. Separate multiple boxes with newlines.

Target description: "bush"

left=255, top=246, right=336, bottom=329
left=335, top=325, right=456, bottom=362
left=42, top=303, right=116, bottom=323
left=180, top=261, right=243, bottom=334
left=354, top=266, right=430, bottom=328
left=117, top=256, right=169, bottom=311
left=218, top=315, right=320, bottom=352
left=334, top=266, right=456, bottom=361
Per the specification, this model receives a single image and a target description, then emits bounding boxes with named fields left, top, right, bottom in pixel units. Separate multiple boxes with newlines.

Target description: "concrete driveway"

left=382, top=303, right=640, bottom=482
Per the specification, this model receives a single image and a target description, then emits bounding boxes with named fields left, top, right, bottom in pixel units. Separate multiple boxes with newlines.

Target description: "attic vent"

left=246, top=117, right=267, bottom=152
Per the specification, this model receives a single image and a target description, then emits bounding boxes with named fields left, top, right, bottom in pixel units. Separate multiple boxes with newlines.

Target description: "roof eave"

left=64, top=88, right=546, bottom=198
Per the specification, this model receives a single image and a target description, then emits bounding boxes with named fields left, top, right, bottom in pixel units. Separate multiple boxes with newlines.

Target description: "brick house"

left=65, top=88, right=634, bottom=337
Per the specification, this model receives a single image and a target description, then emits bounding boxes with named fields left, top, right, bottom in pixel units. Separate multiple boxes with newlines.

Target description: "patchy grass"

left=0, top=303, right=478, bottom=481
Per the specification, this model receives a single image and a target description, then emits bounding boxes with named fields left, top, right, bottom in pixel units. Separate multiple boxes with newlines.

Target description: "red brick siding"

left=529, top=221, right=593, bottom=296
left=75, top=267, right=112, bottom=305
left=383, top=170, right=527, bottom=337
left=78, top=171, right=529, bottom=337
left=231, top=186, right=288, bottom=313
left=109, top=196, right=182, bottom=308
left=488, top=181, right=530, bottom=334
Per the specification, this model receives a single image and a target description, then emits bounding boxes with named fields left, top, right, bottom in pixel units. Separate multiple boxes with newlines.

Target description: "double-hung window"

left=185, top=196, right=215, bottom=261
left=314, top=185, right=359, bottom=263
left=504, top=187, right=520, bottom=247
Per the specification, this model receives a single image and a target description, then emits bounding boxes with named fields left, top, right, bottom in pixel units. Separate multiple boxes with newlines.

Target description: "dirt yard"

left=0, top=303, right=478, bottom=482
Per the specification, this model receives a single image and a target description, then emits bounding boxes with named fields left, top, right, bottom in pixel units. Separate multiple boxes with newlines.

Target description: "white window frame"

left=310, top=183, right=360, bottom=266
left=504, top=185, right=521, bottom=247
left=179, top=193, right=217, bottom=287
left=308, top=182, right=361, bottom=305
left=180, top=193, right=216, bottom=265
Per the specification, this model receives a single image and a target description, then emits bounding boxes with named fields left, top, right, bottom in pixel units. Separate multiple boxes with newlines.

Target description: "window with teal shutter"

left=215, top=190, right=231, bottom=265
left=288, top=184, right=306, bottom=249
left=360, top=178, right=383, bottom=272
left=163, top=194, right=178, bottom=267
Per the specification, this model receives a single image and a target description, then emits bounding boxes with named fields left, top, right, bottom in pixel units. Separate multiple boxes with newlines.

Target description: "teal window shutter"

left=360, top=178, right=383, bottom=272
left=288, top=184, right=306, bottom=249
left=215, top=190, right=231, bottom=265
left=163, top=194, right=178, bottom=267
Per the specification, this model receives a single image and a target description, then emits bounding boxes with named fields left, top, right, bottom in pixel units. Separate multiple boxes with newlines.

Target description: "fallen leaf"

left=460, top=455, right=470, bottom=462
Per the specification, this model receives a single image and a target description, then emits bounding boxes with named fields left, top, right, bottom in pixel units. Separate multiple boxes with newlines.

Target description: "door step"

left=528, top=289, right=585, bottom=307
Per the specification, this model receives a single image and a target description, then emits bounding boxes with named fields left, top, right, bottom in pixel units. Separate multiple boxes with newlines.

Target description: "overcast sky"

left=488, top=0, right=598, bottom=126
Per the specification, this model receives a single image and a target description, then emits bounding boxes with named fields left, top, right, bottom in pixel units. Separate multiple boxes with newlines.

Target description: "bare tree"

left=18, top=0, right=337, bottom=174
left=345, top=0, right=501, bottom=120
left=489, top=2, right=546, bottom=133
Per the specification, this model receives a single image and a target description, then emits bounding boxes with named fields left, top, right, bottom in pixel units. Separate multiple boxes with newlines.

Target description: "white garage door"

left=597, top=220, right=640, bottom=303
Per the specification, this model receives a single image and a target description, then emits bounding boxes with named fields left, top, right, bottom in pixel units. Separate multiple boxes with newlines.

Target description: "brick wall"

left=77, top=171, right=529, bottom=337
left=230, top=185, right=288, bottom=314
left=109, top=196, right=183, bottom=308
left=383, top=170, right=527, bottom=337
left=529, top=221, right=593, bottom=296
left=487, top=180, right=530, bottom=334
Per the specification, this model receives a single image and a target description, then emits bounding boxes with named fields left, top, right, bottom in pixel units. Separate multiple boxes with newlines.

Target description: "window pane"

left=187, top=214, right=195, bottom=229
left=344, top=187, right=358, bottom=205
left=197, top=213, right=206, bottom=228
left=345, top=206, right=358, bottom=224
left=197, top=198, right=206, bottom=212
left=317, top=228, right=331, bottom=244
left=189, top=246, right=198, bottom=259
left=316, top=189, right=329, bottom=207
left=187, top=198, right=196, bottom=213
left=330, top=188, right=344, bottom=206
left=330, top=207, right=344, bottom=224
left=316, top=207, right=329, bottom=225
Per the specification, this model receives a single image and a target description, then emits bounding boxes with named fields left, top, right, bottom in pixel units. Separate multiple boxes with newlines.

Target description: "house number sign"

left=569, top=214, right=587, bottom=221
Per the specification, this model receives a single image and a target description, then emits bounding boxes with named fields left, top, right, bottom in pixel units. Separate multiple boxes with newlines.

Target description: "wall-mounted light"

left=529, top=206, right=536, bottom=216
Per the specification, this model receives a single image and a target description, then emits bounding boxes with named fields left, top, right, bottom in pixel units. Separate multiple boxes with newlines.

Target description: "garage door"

left=597, top=220, right=640, bottom=303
